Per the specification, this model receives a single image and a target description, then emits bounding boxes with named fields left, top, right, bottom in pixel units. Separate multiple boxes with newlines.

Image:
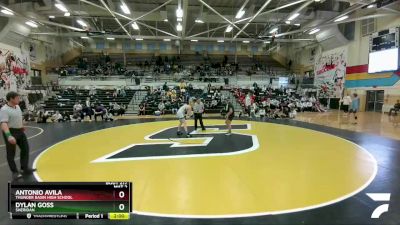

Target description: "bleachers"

left=140, top=87, right=225, bottom=115
left=42, top=89, right=135, bottom=114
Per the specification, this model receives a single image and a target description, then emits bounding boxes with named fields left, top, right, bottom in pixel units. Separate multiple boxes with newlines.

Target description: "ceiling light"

left=225, top=25, right=233, bottom=32
left=120, top=2, right=130, bottom=15
left=163, top=39, right=171, bottom=41
left=264, top=41, right=270, bottom=44
left=367, top=4, right=375, bottom=8
left=242, top=40, right=250, bottom=43
left=287, top=13, right=300, bottom=21
left=177, top=17, right=182, bottom=22
left=308, top=28, right=320, bottom=35
left=163, top=18, right=168, bottom=22
left=49, top=15, right=55, bottom=19
left=269, top=27, right=278, bottom=34
left=81, top=36, right=89, bottom=39
left=136, top=38, right=143, bottom=41
left=25, top=21, right=38, bottom=28
left=285, top=20, right=291, bottom=24
left=77, top=19, right=87, bottom=27
left=314, top=0, right=321, bottom=2
left=55, top=3, right=68, bottom=12
left=1, top=9, right=13, bottom=15
left=176, top=7, right=183, bottom=18
left=64, top=12, right=70, bottom=17
left=191, top=39, right=198, bottom=42
left=195, top=19, right=204, bottom=23
left=235, top=9, right=245, bottom=19
left=131, top=22, right=139, bottom=30
left=334, top=15, right=349, bottom=22
left=176, top=23, right=182, bottom=31
left=217, top=40, right=224, bottom=43
left=107, top=37, right=115, bottom=40
left=294, top=23, right=301, bottom=26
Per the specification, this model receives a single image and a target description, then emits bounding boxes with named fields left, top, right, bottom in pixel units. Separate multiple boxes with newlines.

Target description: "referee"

left=193, top=98, right=206, bottom=131
left=0, top=91, right=36, bottom=180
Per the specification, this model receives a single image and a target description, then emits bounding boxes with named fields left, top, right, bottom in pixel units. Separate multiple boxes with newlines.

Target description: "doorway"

left=366, top=90, right=384, bottom=112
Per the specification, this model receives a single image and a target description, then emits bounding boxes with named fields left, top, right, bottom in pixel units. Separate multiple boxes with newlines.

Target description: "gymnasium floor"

left=0, top=115, right=399, bottom=225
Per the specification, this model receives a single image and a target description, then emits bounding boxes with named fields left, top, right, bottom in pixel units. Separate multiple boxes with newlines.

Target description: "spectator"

left=36, top=109, right=50, bottom=123
left=51, top=111, right=64, bottom=122
left=94, top=104, right=105, bottom=121
left=73, top=101, right=83, bottom=120
left=104, top=109, right=114, bottom=121
left=163, top=82, right=169, bottom=91
left=119, top=88, right=126, bottom=98
left=245, top=93, right=252, bottom=117
left=389, top=100, right=400, bottom=116
left=350, top=93, right=360, bottom=124
left=341, top=94, right=352, bottom=113
left=158, top=101, right=166, bottom=115
left=138, top=104, right=145, bottom=116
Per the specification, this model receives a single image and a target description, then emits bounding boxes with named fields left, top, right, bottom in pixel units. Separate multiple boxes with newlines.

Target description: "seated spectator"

left=138, top=104, right=145, bottom=116
left=94, top=104, right=106, bottom=121
left=73, top=101, right=84, bottom=120
left=163, top=82, right=169, bottom=91
left=89, top=87, right=97, bottom=97
left=158, top=101, right=166, bottom=115
left=289, top=109, right=297, bottom=118
left=314, top=100, right=326, bottom=113
left=250, top=102, right=258, bottom=117
left=51, top=111, right=64, bottom=122
left=104, top=109, right=114, bottom=121
left=113, top=102, right=125, bottom=116
left=259, top=107, right=266, bottom=118
left=36, top=109, right=50, bottom=123
left=210, top=99, right=218, bottom=108
left=119, top=88, right=126, bottom=98
left=389, top=100, right=400, bottom=116
left=179, top=80, right=187, bottom=90
left=24, top=104, right=35, bottom=121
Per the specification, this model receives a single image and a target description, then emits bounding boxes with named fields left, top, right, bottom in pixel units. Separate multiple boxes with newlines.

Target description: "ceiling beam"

left=98, top=0, right=133, bottom=39
left=187, top=24, right=230, bottom=38
left=187, top=0, right=307, bottom=39
left=80, top=0, right=178, bottom=38
left=196, top=0, right=250, bottom=37
left=114, top=0, right=174, bottom=32
left=235, top=0, right=308, bottom=24
left=0, top=3, right=85, bottom=32
left=263, top=13, right=395, bottom=38
left=30, top=32, right=315, bottom=43
left=181, top=0, right=189, bottom=38
left=232, top=0, right=273, bottom=41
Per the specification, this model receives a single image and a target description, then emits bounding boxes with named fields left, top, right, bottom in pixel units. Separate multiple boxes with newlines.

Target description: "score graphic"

left=8, top=182, right=132, bottom=220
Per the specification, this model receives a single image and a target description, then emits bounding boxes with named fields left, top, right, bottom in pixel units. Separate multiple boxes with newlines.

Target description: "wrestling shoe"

left=22, top=168, right=37, bottom=175
left=12, top=172, right=22, bottom=180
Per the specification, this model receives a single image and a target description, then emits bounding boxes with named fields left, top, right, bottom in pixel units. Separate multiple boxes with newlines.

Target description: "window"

left=31, top=69, right=41, bottom=77
left=361, top=18, right=376, bottom=36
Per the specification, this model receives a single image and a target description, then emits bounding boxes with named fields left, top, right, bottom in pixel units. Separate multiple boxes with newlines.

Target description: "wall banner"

left=314, top=47, right=347, bottom=98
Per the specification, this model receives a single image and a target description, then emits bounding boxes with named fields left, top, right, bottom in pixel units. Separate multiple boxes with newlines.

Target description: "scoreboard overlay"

left=8, top=182, right=132, bottom=220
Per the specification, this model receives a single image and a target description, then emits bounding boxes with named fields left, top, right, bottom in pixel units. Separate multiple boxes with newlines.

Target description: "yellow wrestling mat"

left=33, top=120, right=377, bottom=218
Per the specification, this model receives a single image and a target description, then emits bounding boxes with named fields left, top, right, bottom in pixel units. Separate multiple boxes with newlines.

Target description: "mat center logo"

left=92, top=124, right=259, bottom=162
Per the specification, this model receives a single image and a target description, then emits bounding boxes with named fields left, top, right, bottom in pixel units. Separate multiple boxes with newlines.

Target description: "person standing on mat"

left=176, top=100, right=193, bottom=138
left=245, top=92, right=252, bottom=117
left=224, top=98, right=235, bottom=136
left=193, top=98, right=205, bottom=131
left=349, top=93, right=360, bottom=124
left=0, top=91, right=36, bottom=180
